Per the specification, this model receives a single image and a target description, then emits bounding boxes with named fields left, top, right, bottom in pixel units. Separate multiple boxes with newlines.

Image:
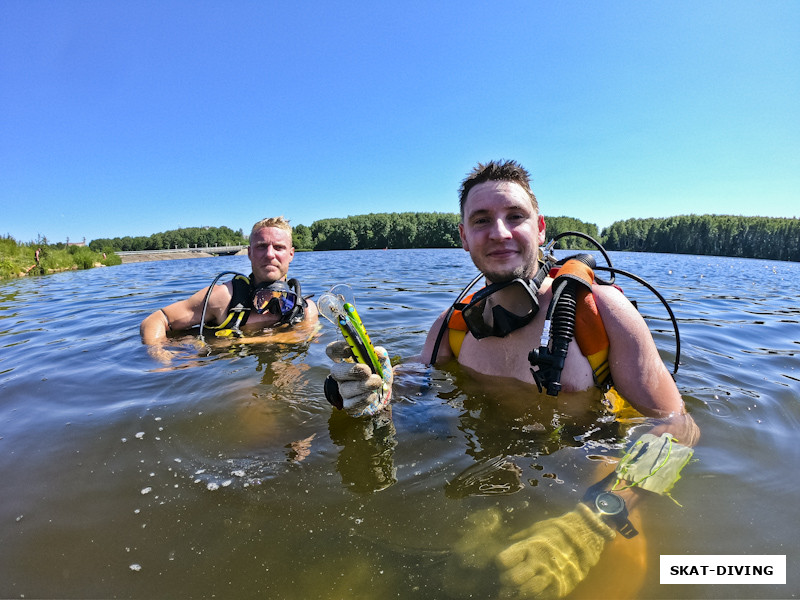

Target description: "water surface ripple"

left=1, top=249, right=798, bottom=599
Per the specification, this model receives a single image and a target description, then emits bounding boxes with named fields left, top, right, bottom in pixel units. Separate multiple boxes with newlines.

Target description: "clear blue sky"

left=2, top=1, right=798, bottom=244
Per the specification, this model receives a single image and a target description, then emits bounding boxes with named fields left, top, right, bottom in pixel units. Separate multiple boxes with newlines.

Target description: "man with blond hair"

left=140, top=216, right=317, bottom=344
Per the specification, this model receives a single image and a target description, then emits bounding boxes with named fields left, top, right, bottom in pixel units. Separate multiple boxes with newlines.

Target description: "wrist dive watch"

left=584, top=490, right=638, bottom=538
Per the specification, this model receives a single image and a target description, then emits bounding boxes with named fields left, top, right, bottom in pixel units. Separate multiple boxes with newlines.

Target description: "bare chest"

left=456, top=312, right=597, bottom=392
left=210, top=284, right=282, bottom=330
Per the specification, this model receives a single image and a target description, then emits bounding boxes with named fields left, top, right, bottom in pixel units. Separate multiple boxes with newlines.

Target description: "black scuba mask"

left=252, top=281, right=298, bottom=316
left=460, top=278, right=541, bottom=339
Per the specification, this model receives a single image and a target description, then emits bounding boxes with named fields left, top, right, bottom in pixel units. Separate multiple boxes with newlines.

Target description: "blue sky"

left=2, top=1, right=798, bottom=245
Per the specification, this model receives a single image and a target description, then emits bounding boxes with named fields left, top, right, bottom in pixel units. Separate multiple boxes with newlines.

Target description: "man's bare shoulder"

left=591, top=283, right=640, bottom=325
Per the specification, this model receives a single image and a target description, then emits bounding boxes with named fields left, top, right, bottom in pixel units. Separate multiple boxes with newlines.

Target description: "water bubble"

left=135, top=432, right=145, bottom=440
left=207, top=482, right=220, bottom=491
left=129, top=564, right=142, bottom=572
left=141, top=487, right=152, bottom=495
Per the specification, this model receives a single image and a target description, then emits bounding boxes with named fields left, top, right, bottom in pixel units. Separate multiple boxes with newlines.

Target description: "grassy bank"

left=0, top=236, right=121, bottom=280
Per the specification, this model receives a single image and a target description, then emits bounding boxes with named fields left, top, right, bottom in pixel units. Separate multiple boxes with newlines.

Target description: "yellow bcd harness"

left=204, top=274, right=253, bottom=337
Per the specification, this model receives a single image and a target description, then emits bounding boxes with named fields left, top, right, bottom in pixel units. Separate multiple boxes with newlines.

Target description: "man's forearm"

left=645, top=411, right=700, bottom=447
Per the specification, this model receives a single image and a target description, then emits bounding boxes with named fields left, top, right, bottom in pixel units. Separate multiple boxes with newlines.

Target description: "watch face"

left=595, top=492, right=624, bottom=516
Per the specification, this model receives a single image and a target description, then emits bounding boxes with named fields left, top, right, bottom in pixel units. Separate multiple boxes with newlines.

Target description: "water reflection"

left=328, top=409, right=398, bottom=493
left=441, top=368, right=630, bottom=499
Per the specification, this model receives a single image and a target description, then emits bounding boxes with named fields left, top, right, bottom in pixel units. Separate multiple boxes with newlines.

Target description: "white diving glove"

left=325, top=340, right=393, bottom=417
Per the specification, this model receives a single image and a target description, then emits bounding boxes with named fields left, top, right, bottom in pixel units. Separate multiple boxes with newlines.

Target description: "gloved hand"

left=325, top=340, right=393, bottom=417
left=495, top=503, right=615, bottom=599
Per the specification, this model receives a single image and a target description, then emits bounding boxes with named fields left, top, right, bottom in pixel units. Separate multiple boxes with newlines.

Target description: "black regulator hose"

left=284, top=278, right=303, bottom=324
left=544, top=280, right=578, bottom=395
left=594, top=265, right=681, bottom=375
left=550, top=231, right=614, bottom=285
left=198, top=271, right=247, bottom=343
left=428, top=271, right=484, bottom=364
left=529, top=254, right=595, bottom=395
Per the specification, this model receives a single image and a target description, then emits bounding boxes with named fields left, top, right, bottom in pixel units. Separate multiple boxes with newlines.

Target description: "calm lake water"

left=1, top=248, right=798, bottom=599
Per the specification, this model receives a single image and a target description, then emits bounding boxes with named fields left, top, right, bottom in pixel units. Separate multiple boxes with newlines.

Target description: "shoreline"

left=118, top=251, right=216, bottom=264
left=3, top=250, right=243, bottom=280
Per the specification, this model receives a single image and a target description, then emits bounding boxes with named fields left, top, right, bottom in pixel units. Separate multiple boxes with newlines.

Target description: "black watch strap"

left=615, top=518, right=638, bottom=539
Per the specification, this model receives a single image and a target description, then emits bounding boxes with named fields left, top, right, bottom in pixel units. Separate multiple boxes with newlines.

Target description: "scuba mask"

left=252, top=280, right=298, bottom=316
left=459, top=278, right=541, bottom=339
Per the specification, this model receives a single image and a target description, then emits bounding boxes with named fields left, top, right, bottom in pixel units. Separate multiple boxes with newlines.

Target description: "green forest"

left=294, top=213, right=601, bottom=251
left=21, top=212, right=799, bottom=264
left=294, top=213, right=800, bottom=262
left=83, top=214, right=602, bottom=253
left=88, top=226, right=248, bottom=253
left=602, top=215, right=800, bottom=262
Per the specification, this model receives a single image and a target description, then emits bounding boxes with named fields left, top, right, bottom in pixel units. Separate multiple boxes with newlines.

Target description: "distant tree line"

left=543, top=217, right=601, bottom=250
left=88, top=226, right=247, bottom=252
left=85, top=213, right=799, bottom=262
left=86, top=213, right=599, bottom=254
left=291, top=212, right=600, bottom=251
left=602, top=215, right=800, bottom=262
left=295, top=213, right=460, bottom=251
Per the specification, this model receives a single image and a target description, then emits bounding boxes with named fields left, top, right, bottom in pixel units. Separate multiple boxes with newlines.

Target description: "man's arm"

left=493, top=285, right=700, bottom=598
left=592, top=283, right=699, bottom=504
left=140, top=284, right=231, bottom=344
left=594, top=284, right=685, bottom=417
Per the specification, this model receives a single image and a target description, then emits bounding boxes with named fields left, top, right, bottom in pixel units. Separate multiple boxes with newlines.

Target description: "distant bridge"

left=116, top=245, right=247, bottom=257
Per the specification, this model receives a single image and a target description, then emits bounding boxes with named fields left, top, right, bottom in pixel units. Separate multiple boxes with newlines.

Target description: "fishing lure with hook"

left=317, top=284, right=384, bottom=378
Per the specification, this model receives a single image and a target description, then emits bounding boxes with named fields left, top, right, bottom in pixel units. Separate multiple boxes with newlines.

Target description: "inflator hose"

left=529, top=254, right=595, bottom=395
left=545, top=279, right=578, bottom=395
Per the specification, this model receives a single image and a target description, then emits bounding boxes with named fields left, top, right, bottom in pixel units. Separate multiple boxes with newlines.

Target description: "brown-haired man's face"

left=458, top=181, right=545, bottom=283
